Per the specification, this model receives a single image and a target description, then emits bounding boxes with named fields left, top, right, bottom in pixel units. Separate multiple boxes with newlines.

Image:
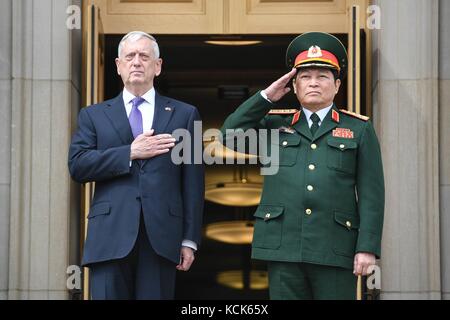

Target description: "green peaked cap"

left=286, top=32, right=348, bottom=79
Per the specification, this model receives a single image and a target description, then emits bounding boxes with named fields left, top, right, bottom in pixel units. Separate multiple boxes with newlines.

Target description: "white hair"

left=118, top=31, right=160, bottom=59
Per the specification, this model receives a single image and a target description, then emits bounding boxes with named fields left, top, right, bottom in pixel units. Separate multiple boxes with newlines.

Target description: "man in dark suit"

left=68, top=31, right=204, bottom=300
left=221, top=32, right=384, bottom=299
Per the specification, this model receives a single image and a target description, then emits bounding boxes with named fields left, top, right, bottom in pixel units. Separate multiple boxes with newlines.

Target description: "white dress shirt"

left=122, top=87, right=197, bottom=253
left=302, top=104, right=333, bottom=128
left=123, top=87, right=155, bottom=133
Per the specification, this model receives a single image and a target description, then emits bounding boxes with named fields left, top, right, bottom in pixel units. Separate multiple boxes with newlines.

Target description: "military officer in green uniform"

left=220, top=32, right=384, bottom=300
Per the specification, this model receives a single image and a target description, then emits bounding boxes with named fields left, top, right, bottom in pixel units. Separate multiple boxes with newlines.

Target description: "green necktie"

left=310, top=113, right=320, bottom=136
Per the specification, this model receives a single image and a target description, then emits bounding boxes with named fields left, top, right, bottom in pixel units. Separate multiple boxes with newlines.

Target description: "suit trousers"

left=89, top=213, right=177, bottom=300
left=267, top=261, right=357, bottom=300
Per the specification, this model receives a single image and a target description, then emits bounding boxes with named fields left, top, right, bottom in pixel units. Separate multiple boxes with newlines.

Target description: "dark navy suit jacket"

left=68, top=92, right=204, bottom=266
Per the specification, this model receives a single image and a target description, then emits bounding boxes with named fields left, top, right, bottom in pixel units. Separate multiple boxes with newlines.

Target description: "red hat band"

left=294, top=46, right=340, bottom=72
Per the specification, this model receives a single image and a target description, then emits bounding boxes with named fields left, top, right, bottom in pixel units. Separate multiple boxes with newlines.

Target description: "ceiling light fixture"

left=205, top=181, right=262, bottom=207
left=203, top=137, right=262, bottom=207
left=216, top=270, right=268, bottom=290
left=206, top=220, right=254, bottom=245
left=205, top=40, right=262, bottom=46
left=203, top=139, right=258, bottom=161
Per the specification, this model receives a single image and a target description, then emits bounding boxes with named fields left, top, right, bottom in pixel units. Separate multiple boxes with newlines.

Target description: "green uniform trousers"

left=268, top=261, right=357, bottom=300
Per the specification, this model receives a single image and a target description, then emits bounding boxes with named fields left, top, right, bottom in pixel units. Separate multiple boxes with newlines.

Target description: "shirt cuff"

left=182, top=239, right=197, bottom=251
left=260, top=90, right=273, bottom=103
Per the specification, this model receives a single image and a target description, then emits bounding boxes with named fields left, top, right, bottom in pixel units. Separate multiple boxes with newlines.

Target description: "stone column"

left=0, top=0, right=12, bottom=301
left=8, top=0, right=81, bottom=299
left=372, top=0, right=441, bottom=299
left=439, top=0, right=450, bottom=301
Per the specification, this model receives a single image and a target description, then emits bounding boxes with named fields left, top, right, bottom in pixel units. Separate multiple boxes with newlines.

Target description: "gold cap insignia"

left=307, top=45, right=323, bottom=58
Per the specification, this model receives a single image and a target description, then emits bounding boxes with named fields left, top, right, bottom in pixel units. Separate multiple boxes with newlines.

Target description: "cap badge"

left=307, top=45, right=323, bottom=58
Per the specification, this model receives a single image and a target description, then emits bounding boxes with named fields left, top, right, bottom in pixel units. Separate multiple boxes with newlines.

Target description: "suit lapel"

left=104, top=93, right=134, bottom=144
left=141, top=92, right=175, bottom=168
left=152, top=92, right=174, bottom=135
left=312, top=105, right=339, bottom=141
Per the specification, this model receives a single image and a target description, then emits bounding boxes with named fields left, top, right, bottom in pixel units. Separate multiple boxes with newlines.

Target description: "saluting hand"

left=353, top=252, right=376, bottom=276
left=130, top=129, right=176, bottom=160
left=263, top=68, right=297, bottom=102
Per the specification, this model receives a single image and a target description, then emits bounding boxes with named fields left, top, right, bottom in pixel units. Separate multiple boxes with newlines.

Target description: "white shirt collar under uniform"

left=302, top=104, right=333, bottom=128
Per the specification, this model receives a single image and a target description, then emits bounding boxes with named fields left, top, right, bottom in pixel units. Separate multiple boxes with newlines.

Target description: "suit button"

left=309, top=164, right=315, bottom=171
left=305, top=209, right=312, bottom=215
left=346, top=221, right=352, bottom=228
left=307, top=185, right=314, bottom=191
left=282, top=141, right=288, bottom=147
left=311, top=143, right=317, bottom=150
left=140, top=169, right=145, bottom=174
left=340, top=144, right=345, bottom=149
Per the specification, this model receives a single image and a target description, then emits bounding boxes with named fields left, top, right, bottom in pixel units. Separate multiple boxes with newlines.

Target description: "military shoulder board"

left=267, top=109, right=299, bottom=115
left=339, top=109, right=370, bottom=121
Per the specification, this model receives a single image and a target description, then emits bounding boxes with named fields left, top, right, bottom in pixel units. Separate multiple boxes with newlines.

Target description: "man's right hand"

left=130, top=129, right=176, bottom=160
left=263, top=68, right=297, bottom=102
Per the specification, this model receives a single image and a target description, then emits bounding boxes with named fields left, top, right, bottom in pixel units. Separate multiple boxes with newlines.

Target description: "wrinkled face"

left=115, top=38, right=162, bottom=92
left=293, top=68, right=341, bottom=111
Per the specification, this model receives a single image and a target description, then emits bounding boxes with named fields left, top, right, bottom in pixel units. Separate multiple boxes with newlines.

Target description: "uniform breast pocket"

left=327, top=138, right=358, bottom=174
left=270, top=133, right=301, bottom=167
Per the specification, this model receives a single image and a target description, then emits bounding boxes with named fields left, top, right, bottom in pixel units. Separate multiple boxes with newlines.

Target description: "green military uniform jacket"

left=221, top=92, right=385, bottom=270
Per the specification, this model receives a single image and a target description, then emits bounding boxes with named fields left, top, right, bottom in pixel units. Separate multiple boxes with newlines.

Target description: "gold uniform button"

left=311, top=144, right=317, bottom=150
left=309, top=164, right=315, bottom=171
left=305, top=209, right=312, bottom=215
left=346, top=221, right=352, bottom=228
left=282, top=141, right=288, bottom=146
left=307, top=185, right=314, bottom=191
left=340, top=144, right=345, bottom=149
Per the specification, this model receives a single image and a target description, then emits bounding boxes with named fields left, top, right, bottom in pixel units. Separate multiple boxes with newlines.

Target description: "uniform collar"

left=302, top=104, right=333, bottom=123
left=290, top=104, right=339, bottom=142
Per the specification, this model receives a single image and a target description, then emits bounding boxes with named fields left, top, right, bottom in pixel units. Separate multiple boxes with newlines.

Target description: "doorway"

left=95, top=33, right=362, bottom=299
